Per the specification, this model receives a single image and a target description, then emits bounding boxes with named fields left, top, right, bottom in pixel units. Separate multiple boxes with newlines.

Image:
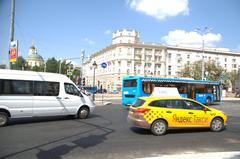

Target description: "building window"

left=127, top=61, right=131, bottom=67
left=127, top=69, right=130, bottom=75
left=168, top=66, right=171, bottom=75
left=225, top=58, right=227, bottom=62
left=187, top=54, right=190, bottom=59
left=232, top=59, right=236, bottom=63
left=168, top=53, right=171, bottom=59
left=232, top=64, right=237, bottom=68
left=138, top=70, right=140, bottom=74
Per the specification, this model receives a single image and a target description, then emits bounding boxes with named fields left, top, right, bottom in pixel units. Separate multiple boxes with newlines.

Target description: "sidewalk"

left=221, top=97, right=240, bottom=101
left=92, top=93, right=240, bottom=106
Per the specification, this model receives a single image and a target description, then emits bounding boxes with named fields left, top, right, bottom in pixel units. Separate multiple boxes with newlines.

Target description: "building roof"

left=26, top=53, right=44, bottom=61
left=26, top=44, right=44, bottom=62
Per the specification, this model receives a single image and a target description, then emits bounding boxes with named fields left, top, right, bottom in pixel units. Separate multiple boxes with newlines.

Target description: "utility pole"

left=196, top=27, right=212, bottom=80
left=80, top=49, right=85, bottom=85
left=8, top=0, right=16, bottom=69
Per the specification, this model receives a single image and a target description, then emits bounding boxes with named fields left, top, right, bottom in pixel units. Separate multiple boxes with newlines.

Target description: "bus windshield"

left=123, top=79, right=137, bottom=87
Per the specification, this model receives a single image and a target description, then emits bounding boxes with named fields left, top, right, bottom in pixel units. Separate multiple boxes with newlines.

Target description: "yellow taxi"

left=127, top=96, right=227, bottom=135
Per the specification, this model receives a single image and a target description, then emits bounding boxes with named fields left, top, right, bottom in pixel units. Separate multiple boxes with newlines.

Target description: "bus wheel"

left=0, top=112, right=9, bottom=127
left=151, top=119, right=167, bottom=136
left=210, top=117, right=224, bottom=132
left=78, top=107, right=89, bottom=119
left=206, top=97, right=211, bottom=106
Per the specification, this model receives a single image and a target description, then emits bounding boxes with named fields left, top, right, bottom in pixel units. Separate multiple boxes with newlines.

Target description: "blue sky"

left=0, top=0, right=240, bottom=65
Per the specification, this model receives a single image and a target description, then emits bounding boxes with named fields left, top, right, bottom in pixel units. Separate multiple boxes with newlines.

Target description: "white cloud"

left=161, top=30, right=222, bottom=47
left=84, top=38, right=95, bottom=45
left=127, top=0, right=189, bottom=20
left=104, top=30, right=112, bottom=35
left=66, top=59, right=78, bottom=66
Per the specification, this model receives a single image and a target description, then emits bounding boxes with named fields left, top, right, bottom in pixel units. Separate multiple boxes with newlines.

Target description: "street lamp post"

left=196, top=27, right=212, bottom=80
left=92, top=61, right=97, bottom=101
left=59, top=60, right=62, bottom=74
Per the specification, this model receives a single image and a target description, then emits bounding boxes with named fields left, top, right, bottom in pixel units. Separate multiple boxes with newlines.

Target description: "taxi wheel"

left=151, top=120, right=167, bottom=136
left=210, top=118, right=224, bottom=132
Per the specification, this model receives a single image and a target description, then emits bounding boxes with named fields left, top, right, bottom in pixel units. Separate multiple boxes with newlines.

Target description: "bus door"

left=213, top=85, right=220, bottom=101
left=187, top=84, right=195, bottom=100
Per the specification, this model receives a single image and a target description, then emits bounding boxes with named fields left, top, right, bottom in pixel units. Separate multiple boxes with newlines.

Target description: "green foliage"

left=11, top=56, right=30, bottom=70
left=180, top=60, right=226, bottom=81
left=46, top=57, right=59, bottom=73
left=31, top=65, right=45, bottom=72
left=8, top=56, right=81, bottom=84
left=0, top=64, right=6, bottom=69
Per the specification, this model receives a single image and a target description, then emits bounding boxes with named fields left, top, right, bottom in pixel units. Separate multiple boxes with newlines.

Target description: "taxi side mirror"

left=203, top=107, right=209, bottom=112
left=203, top=107, right=206, bottom=112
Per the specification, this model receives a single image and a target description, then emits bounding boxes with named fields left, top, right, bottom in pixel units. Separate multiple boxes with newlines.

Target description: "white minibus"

left=0, top=69, right=95, bottom=126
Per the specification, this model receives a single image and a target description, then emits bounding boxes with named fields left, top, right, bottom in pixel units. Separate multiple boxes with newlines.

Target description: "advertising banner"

left=10, top=40, right=18, bottom=63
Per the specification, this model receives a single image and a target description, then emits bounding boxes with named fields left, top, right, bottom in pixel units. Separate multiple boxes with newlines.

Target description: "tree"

left=31, top=65, right=45, bottom=72
left=0, top=64, right=6, bottom=69
left=11, top=56, right=30, bottom=70
left=46, top=57, right=59, bottom=73
left=226, top=71, right=238, bottom=92
left=180, top=60, right=226, bottom=81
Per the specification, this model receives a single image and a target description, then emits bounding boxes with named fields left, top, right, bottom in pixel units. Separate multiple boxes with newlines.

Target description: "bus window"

left=124, top=80, right=137, bottom=87
left=142, top=82, right=154, bottom=94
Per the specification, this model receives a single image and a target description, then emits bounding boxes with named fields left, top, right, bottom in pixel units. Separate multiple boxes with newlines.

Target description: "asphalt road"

left=0, top=100, right=240, bottom=159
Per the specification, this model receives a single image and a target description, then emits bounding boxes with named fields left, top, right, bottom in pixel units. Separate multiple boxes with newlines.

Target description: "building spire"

left=32, top=38, right=35, bottom=47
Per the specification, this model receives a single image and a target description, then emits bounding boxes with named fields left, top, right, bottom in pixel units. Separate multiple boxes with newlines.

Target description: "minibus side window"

left=34, top=81, right=59, bottom=96
left=0, top=79, right=33, bottom=95
left=64, top=83, right=80, bottom=96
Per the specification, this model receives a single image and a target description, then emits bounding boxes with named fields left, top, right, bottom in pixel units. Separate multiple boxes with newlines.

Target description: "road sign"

left=101, top=62, right=107, bottom=68
left=67, top=70, right=72, bottom=76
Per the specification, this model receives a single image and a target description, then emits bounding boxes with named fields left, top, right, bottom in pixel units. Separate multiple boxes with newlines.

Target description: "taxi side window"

left=166, top=100, right=186, bottom=109
left=166, top=100, right=184, bottom=109
left=149, top=100, right=166, bottom=107
left=183, top=100, right=203, bottom=110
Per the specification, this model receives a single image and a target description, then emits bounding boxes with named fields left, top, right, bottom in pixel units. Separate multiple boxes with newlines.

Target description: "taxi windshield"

left=132, top=99, right=145, bottom=107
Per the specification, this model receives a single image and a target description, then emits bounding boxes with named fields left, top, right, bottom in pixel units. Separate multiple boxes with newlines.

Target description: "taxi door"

left=184, top=100, right=210, bottom=127
left=165, top=100, right=194, bottom=128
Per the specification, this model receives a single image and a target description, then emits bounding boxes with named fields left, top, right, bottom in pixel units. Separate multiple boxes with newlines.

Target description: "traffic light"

left=82, top=77, right=85, bottom=86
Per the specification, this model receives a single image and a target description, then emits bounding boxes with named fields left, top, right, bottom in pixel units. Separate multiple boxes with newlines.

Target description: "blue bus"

left=122, top=76, right=221, bottom=106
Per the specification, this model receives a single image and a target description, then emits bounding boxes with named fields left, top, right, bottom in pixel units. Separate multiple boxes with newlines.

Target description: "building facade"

left=82, top=29, right=240, bottom=92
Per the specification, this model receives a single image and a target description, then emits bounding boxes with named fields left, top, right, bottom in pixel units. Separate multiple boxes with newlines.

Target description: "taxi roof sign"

left=151, top=87, right=181, bottom=97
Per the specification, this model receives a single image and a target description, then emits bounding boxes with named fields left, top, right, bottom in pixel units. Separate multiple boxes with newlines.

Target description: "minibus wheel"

left=78, top=107, right=89, bottom=119
left=0, top=112, right=9, bottom=127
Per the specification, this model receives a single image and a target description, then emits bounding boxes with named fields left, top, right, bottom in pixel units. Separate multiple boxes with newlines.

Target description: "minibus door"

left=61, top=83, right=83, bottom=115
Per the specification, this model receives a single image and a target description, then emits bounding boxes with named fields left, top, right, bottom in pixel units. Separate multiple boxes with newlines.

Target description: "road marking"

left=136, top=151, right=240, bottom=159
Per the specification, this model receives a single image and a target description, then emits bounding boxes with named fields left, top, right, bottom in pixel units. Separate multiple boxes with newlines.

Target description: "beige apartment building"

left=82, top=29, right=240, bottom=92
